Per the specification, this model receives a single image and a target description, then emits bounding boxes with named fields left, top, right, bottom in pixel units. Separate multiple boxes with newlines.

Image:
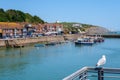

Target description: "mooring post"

left=20, top=45, right=22, bottom=55
left=98, top=67, right=104, bottom=80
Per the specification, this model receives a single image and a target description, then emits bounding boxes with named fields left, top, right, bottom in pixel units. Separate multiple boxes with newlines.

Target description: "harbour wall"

left=0, top=34, right=120, bottom=48
left=0, top=34, right=80, bottom=47
left=102, top=34, right=120, bottom=38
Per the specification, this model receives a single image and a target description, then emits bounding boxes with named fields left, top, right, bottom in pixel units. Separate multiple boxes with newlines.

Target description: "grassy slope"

left=60, top=22, right=109, bottom=34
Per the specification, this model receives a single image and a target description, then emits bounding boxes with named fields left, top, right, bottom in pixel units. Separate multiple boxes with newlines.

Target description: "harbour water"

left=0, top=38, right=120, bottom=80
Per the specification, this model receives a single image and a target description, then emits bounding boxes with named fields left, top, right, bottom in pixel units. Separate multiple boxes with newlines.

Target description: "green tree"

left=0, top=8, right=8, bottom=21
left=25, top=13, right=33, bottom=23
left=32, top=15, right=44, bottom=24
left=0, top=8, right=45, bottom=23
left=6, top=9, right=17, bottom=22
left=6, top=9, right=26, bottom=22
left=16, top=10, right=26, bottom=22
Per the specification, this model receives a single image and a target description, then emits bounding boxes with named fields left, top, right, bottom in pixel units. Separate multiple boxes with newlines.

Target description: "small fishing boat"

left=75, top=38, right=94, bottom=45
left=91, top=35, right=104, bottom=43
left=94, top=37, right=104, bottom=42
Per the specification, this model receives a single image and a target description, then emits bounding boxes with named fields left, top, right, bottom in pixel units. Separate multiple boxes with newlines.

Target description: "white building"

left=72, top=23, right=82, bottom=28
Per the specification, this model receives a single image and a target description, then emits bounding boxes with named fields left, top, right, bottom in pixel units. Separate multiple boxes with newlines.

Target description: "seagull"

left=96, top=55, right=106, bottom=67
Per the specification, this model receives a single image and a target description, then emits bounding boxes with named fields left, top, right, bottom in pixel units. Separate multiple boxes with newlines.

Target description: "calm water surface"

left=0, top=38, right=120, bottom=80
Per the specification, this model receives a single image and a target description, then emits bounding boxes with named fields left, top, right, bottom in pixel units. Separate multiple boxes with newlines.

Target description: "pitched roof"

left=0, top=22, right=23, bottom=29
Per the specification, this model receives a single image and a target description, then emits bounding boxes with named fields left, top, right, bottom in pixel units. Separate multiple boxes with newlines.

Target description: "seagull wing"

left=96, top=57, right=106, bottom=67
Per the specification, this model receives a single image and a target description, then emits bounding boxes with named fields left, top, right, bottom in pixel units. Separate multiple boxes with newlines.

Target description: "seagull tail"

left=96, top=64, right=98, bottom=67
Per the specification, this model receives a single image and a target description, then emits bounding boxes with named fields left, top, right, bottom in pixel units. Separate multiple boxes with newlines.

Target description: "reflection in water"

left=0, top=48, right=28, bottom=76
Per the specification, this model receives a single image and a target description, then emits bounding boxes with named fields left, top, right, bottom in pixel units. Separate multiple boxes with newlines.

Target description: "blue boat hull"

left=75, top=41, right=94, bottom=45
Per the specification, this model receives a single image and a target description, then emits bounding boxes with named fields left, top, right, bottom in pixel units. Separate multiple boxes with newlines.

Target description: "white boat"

left=75, top=38, right=94, bottom=45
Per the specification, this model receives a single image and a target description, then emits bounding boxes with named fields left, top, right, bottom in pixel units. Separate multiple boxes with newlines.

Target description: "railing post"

left=101, top=70, right=104, bottom=80
left=98, top=68, right=104, bottom=80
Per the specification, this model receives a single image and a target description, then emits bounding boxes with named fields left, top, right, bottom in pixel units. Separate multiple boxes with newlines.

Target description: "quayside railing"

left=63, top=66, right=120, bottom=80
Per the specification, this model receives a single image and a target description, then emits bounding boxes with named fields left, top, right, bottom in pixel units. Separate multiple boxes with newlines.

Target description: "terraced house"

left=0, top=22, right=23, bottom=38
left=0, top=22, right=63, bottom=38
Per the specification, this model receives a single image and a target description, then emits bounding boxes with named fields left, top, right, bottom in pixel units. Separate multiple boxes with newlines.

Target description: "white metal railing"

left=63, top=66, right=120, bottom=80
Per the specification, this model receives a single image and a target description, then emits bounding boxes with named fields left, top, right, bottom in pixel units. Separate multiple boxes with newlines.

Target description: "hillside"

left=61, top=22, right=109, bottom=34
left=0, top=8, right=44, bottom=24
left=85, top=26, right=109, bottom=35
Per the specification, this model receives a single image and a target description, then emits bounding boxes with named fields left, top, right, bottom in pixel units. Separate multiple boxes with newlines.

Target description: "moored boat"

left=45, top=42, right=56, bottom=46
left=94, top=37, right=104, bottom=42
left=91, top=35, right=104, bottom=43
left=75, top=37, right=94, bottom=45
